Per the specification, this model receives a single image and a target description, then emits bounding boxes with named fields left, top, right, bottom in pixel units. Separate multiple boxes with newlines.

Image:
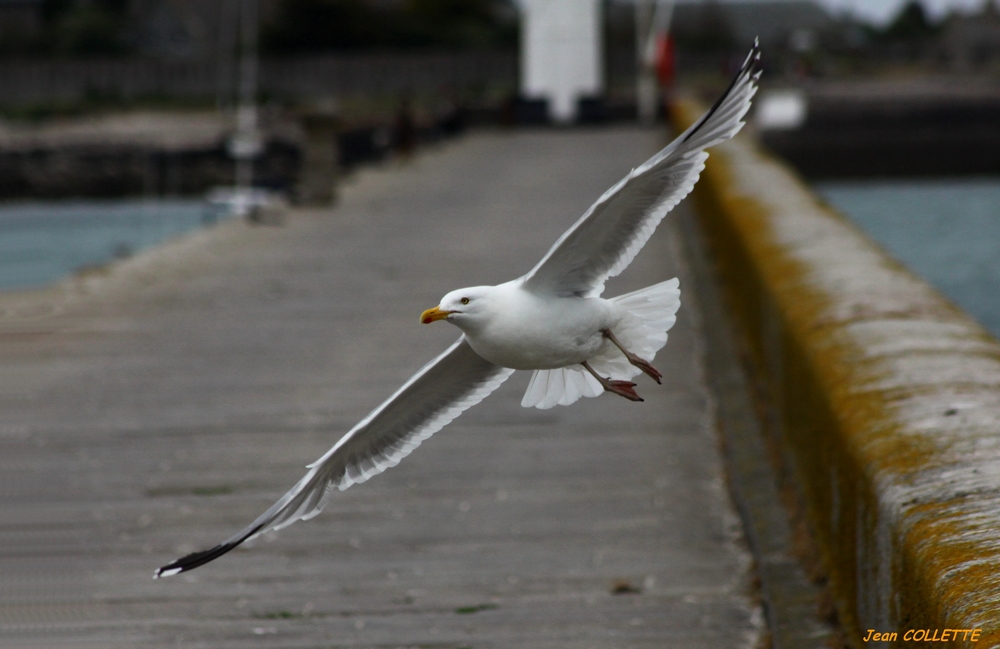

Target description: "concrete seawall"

left=672, top=100, right=1000, bottom=646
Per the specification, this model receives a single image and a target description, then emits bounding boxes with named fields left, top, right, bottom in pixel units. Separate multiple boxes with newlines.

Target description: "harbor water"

left=0, top=199, right=229, bottom=290
left=816, top=178, right=1000, bottom=339
left=3, top=181, right=998, bottom=346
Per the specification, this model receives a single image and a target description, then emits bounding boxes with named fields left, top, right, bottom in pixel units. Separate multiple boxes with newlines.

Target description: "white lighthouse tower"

left=519, top=0, right=604, bottom=123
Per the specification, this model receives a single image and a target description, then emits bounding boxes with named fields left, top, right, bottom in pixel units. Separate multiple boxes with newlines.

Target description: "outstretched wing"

left=155, top=336, right=513, bottom=578
left=521, top=41, right=761, bottom=298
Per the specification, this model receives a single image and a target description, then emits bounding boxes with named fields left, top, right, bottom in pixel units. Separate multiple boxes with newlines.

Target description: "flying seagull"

left=155, top=42, right=760, bottom=579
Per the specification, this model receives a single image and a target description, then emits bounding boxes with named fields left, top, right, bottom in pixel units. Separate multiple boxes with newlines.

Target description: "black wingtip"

left=682, top=40, right=762, bottom=144
left=154, top=524, right=263, bottom=579
left=154, top=541, right=239, bottom=579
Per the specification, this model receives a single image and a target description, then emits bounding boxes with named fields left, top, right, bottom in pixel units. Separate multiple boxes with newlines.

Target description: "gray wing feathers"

left=155, top=337, right=512, bottom=576
left=521, top=41, right=760, bottom=298
left=253, top=336, right=513, bottom=539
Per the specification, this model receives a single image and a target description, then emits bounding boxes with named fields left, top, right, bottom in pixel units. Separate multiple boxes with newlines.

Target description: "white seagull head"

left=421, top=285, right=497, bottom=331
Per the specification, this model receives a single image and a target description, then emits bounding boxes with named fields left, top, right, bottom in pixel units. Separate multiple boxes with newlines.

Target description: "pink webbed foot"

left=601, top=329, right=662, bottom=384
left=582, top=361, right=644, bottom=402
left=628, top=355, right=662, bottom=384
left=605, top=379, right=643, bottom=402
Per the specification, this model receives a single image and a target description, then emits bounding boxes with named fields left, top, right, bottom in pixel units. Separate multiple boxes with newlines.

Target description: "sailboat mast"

left=235, top=0, right=260, bottom=200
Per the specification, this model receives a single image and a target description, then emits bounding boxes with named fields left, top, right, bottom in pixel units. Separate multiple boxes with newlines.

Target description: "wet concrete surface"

left=0, top=127, right=761, bottom=648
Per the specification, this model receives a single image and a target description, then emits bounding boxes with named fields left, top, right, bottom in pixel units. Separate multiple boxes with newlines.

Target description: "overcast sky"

left=707, top=0, right=991, bottom=25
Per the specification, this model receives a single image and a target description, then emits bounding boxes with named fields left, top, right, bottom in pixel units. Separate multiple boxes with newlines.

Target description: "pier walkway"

left=0, top=128, right=762, bottom=648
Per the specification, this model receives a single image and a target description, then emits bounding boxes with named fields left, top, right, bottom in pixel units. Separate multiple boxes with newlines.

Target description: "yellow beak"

left=420, top=306, right=453, bottom=324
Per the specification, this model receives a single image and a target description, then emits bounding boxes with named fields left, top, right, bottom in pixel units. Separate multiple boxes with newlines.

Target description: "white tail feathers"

left=521, top=364, right=605, bottom=409
left=521, top=278, right=681, bottom=409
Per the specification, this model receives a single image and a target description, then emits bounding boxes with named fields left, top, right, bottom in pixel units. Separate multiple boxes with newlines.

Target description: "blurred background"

left=1, top=0, right=999, bottom=330
left=2, top=3, right=999, bottom=646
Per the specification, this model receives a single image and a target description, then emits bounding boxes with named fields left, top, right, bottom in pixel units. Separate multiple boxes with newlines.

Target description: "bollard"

left=297, top=101, right=341, bottom=206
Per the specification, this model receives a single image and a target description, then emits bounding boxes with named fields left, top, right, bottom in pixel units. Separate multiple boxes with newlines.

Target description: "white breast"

left=462, top=283, right=620, bottom=370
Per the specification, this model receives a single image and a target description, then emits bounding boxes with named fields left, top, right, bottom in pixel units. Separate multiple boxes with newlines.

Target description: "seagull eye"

left=460, top=297, right=470, bottom=305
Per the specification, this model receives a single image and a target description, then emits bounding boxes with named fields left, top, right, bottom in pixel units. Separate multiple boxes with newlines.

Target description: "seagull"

left=155, top=42, right=760, bottom=579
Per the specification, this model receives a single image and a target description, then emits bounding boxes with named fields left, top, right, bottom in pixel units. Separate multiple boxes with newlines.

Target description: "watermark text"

left=863, top=628, right=981, bottom=643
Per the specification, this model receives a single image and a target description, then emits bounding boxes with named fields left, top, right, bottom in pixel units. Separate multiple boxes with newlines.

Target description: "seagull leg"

left=582, top=361, right=643, bottom=402
left=601, top=329, right=663, bottom=384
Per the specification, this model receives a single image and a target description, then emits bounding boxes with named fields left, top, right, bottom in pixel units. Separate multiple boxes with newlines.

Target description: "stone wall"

left=673, top=97, right=1000, bottom=646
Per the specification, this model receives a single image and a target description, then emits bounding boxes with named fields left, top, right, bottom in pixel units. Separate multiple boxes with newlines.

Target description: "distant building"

left=0, top=0, right=43, bottom=37
left=672, top=0, right=832, bottom=52
left=128, top=0, right=281, bottom=59
left=129, top=0, right=209, bottom=58
left=939, top=1, right=1000, bottom=70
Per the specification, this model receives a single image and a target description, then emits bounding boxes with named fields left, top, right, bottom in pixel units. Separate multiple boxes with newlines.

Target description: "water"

left=0, top=199, right=230, bottom=290
left=815, top=178, right=1000, bottom=338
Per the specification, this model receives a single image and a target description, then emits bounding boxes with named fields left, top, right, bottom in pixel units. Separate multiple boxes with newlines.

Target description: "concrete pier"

left=674, top=97, right=1000, bottom=646
left=0, top=128, right=762, bottom=648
